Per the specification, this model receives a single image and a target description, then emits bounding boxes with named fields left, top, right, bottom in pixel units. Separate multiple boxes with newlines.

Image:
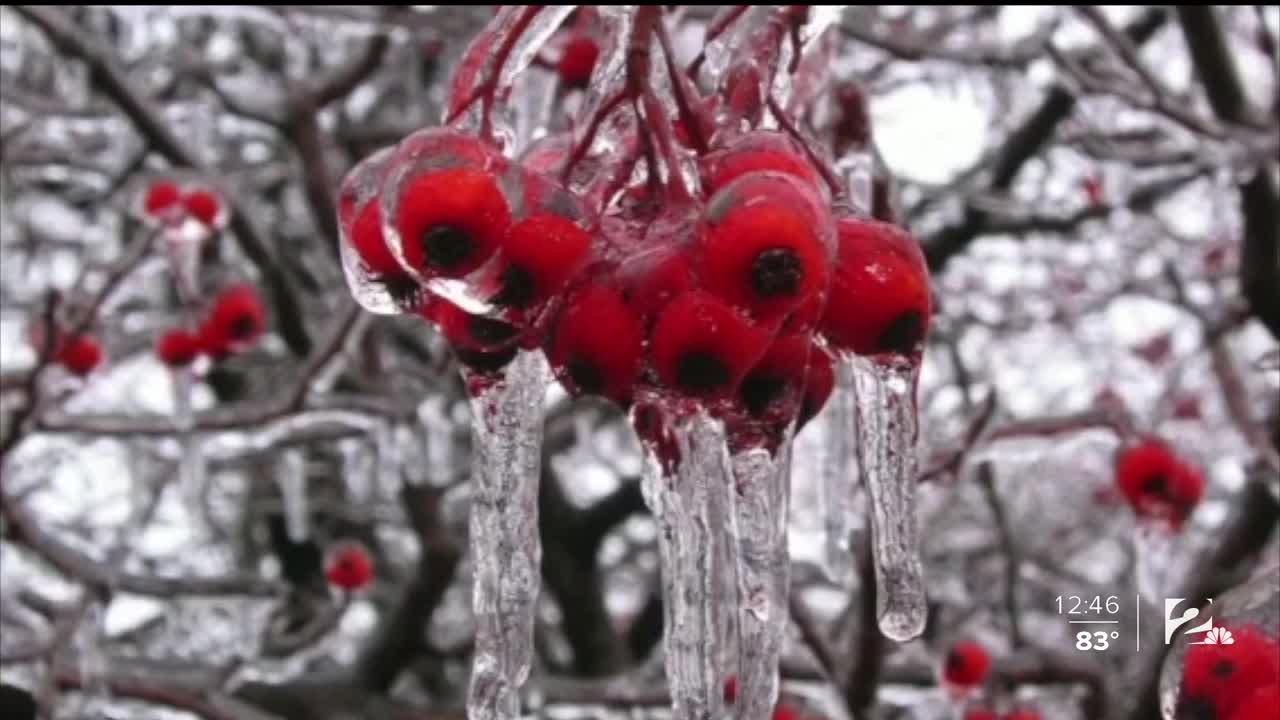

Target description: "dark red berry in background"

left=723, top=674, right=737, bottom=705
left=771, top=704, right=799, bottom=720
left=491, top=214, right=592, bottom=308
left=557, top=35, right=599, bottom=89
left=326, top=543, right=374, bottom=591
left=549, top=281, right=643, bottom=407
left=962, top=710, right=998, bottom=720
left=202, top=285, right=267, bottom=357
left=395, top=167, right=511, bottom=279
left=698, top=172, right=833, bottom=324
left=799, top=343, right=835, bottom=429
left=427, top=298, right=520, bottom=353
left=1179, top=624, right=1279, bottom=720
left=144, top=181, right=181, bottom=217
left=650, top=290, right=772, bottom=399
left=700, top=131, right=823, bottom=196
left=819, top=216, right=931, bottom=357
left=942, top=640, right=991, bottom=687
left=1115, top=437, right=1204, bottom=529
left=1232, top=683, right=1280, bottom=720
left=184, top=189, right=222, bottom=227
left=57, top=335, right=102, bottom=377
left=1004, top=711, right=1042, bottom=720
left=155, top=329, right=202, bottom=368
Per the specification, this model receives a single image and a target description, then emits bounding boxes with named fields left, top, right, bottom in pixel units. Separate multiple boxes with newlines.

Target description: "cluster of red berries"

left=142, top=181, right=225, bottom=228
left=29, top=326, right=104, bottom=378
left=325, top=542, right=374, bottom=592
left=154, top=285, right=267, bottom=368
left=1113, top=436, right=1205, bottom=530
left=1176, top=623, right=1279, bottom=720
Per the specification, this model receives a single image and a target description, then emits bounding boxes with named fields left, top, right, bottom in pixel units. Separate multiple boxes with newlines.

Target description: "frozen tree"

left=0, top=6, right=1277, bottom=720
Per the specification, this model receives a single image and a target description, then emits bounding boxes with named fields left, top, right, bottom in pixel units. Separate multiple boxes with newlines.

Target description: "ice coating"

left=731, top=438, right=795, bottom=720
left=161, top=221, right=206, bottom=304
left=337, top=146, right=414, bottom=316
left=78, top=600, right=111, bottom=718
left=277, top=449, right=308, bottom=542
left=561, top=6, right=636, bottom=197
left=641, top=408, right=735, bottom=720
left=173, top=366, right=207, bottom=536
left=465, top=349, right=549, bottom=720
left=821, top=369, right=857, bottom=586
left=849, top=354, right=927, bottom=642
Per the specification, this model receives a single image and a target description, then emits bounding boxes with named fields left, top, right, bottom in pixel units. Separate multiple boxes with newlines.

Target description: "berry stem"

left=686, top=5, right=750, bottom=78
left=654, top=14, right=709, bottom=155
left=767, top=95, right=845, bottom=198
left=560, top=90, right=628, bottom=184
left=449, top=5, right=544, bottom=142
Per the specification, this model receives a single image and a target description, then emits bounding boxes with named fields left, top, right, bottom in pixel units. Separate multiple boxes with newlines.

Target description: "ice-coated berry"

left=771, top=704, right=800, bottom=720
left=962, top=711, right=998, bottom=720
left=184, top=190, right=222, bottom=227
left=1004, top=711, right=1042, bottom=720
left=58, top=335, right=102, bottom=377
left=557, top=35, right=599, bottom=88
left=326, top=543, right=374, bottom=591
left=491, top=214, right=592, bottom=308
left=549, top=281, right=643, bottom=406
left=697, top=172, right=834, bottom=324
left=739, top=334, right=812, bottom=418
left=201, top=285, right=267, bottom=357
left=144, top=181, right=182, bottom=217
left=1178, top=624, right=1280, bottom=719
left=723, top=674, right=738, bottom=705
left=1115, top=437, right=1204, bottom=529
left=155, top=329, right=202, bottom=368
left=799, top=343, right=835, bottom=428
left=943, top=641, right=991, bottom=687
left=1231, top=683, right=1280, bottom=720
left=616, top=245, right=695, bottom=328
left=426, top=298, right=521, bottom=356
left=700, top=131, right=823, bottom=195
left=819, top=216, right=931, bottom=357
left=394, top=167, right=511, bottom=279
left=650, top=290, right=773, bottom=399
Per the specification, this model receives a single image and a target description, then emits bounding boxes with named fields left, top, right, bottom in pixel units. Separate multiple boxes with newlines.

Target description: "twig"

left=975, top=462, right=1024, bottom=648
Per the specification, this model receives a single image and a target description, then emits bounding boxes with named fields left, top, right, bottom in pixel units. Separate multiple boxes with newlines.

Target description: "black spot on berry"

left=879, top=309, right=924, bottom=355
left=492, top=266, right=536, bottom=308
left=467, top=316, right=518, bottom=347
left=751, top=248, right=803, bottom=298
left=1212, top=659, right=1234, bottom=677
left=1175, top=695, right=1218, bottom=720
left=1143, top=474, right=1170, bottom=498
left=455, top=346, right=517, bottom=374
left=230, top=313, right=259, bottom=340
left=0, top=682, right=37, bottom=720
left=422, top=225, right=473, bottom=271
left=676, top=351, right=730, bottom=394
left=567, top=357, right=605, bottom=396
left=740, top=373, right=788, bottom=416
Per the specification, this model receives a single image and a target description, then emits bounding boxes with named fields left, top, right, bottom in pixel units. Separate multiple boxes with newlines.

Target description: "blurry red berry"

left=698, top=172, right=834, bottom=323
left=771, top=704, right=800, bottom=720
left=557, top=35, right=599, bottom=88
left=1232, top=682, right=1280, bottom=720
left=549, top=281, right=643, bottom=406
left=1115, top=437, right=1204, bottom=529
left=155, top=329, right=202, bottom=368
left=650, top=290, right=772, bottom=399
left=395, top=167, right=511, bottom=279
left=1180, top=624, right=1280, bottom=719
left=491, top=214, right=592, bottom=308
left=962, top=711, right=998, bottom=720
left=144, top=182, right=182, bottom=217
left=57, top=335, right=102, bottom=377
left=350, top=199, right=403, bottom=279
left=184, top=190, right=222, bottom=227
left=326, top=543, right=374, bottom=591
left=701, top=131, right=823, bottom=195
left=723, top=674, right=737, bottom=705
left=800, top=343, right=835, bottom=429
left=202, top=285, right=267, bottom=356
left=819, top=216, right=931, bottom=357
left=943, top=641, right=991, bottom=687
left=1004, top=711, right=1042, bottom=720
left=1082, top=175, right=1104, bottom=206
left=616, top=246, right=695, bottom=326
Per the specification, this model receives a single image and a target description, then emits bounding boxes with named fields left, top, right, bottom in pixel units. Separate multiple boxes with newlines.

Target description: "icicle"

left=821, top=371, right=858, bottom=587
left=848, top=354, right=927, bottom=642
left=276, top=449, right=308, bottom=542
left=465, top=349, right=549, bottom=720
left=731, top=436, right=795, bottom=720
left=641, top=409, right=734, bottom=720
left=77, top=600, right=111, bottom=719
left=162, top=221, right=205, bottom=304
left=173, top=366, right=208, bottom=533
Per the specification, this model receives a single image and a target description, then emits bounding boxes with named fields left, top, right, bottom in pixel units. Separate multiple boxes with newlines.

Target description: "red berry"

left=57, top=335, right=102, bottom=377
left=1232, top=682, right=1280, bottom=720
left=325, top=543, right=374, bottom=591
left=557, top=35, right=599, bottom=88
left=1180, top=624, right=1280, bottom=719
left=771, top=704, right=800, bottom=720
left=740, top=334, right=812, bottom=419
left=144, top=182, right=181, bottom=217
left=491, top=214, right=592, bottom=308
left=155, top=329, right=202, bottom=368
left=723, top=675, right=738, bottom=705
left=616, top=246, right=695, bottom=326
left=943, top=641, right=991, bottom=687
left=184, top=190, right=222, bottom=227
left=650, top=290, right=773, bottom=399
left=701, top=131, right=823, bottom=195
left=350, top=197, right=402, bottom=279
left=1004, top=711, right=1042, bottom=720
left=549, top=281, right=643, bottom=406
left=800, top=344, right=835, bottom=429
left=697, top=172, right=834, bottom=324
left=201, top=285, right=267, bottom=357
left=962, top=711, right=998, bottom=720
left=819, top=216, right=931, bottom=357
left=395, top=167, right=511, bottom=279
left=424, top=299, right=521, bottom=374
left=1115, top=437, right=1204, bottom=529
